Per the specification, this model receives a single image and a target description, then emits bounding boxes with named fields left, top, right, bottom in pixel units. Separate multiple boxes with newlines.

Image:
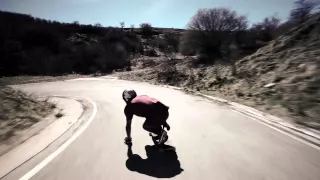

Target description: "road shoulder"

left=162, top=84, right=320, bottom=149
left=0, top=97, right=84, bottom=178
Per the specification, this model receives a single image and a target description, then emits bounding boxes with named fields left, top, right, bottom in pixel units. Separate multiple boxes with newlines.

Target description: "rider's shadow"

left=125, top=145, right=184, bottom=178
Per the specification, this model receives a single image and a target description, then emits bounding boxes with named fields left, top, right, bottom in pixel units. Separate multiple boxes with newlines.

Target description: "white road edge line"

left=162, top=85, right=320, bottom=147
left=232, top=110, right=320, bottom=151
left=19, top=97, right=98, bottom=180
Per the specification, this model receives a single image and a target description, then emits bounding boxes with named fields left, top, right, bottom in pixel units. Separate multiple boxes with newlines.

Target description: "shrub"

left=163, top=32, right=180, bottom=52
left=144, top=49, right=158, bottom=57
left=179, top=31, right=198, bottom=56
left=139, top=23, right=154, bottom=38
left=251, top=15, right=281, bottom=41
left=290, top=0, right=320, bottom=23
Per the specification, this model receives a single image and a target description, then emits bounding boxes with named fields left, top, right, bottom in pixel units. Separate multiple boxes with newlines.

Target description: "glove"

left=164, top=123, right=170, bottom=131
left=124, top=137, right=132, bottom=145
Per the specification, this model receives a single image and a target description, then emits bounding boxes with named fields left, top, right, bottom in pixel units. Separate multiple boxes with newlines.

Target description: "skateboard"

left=149, top=132, right=176, bottom=152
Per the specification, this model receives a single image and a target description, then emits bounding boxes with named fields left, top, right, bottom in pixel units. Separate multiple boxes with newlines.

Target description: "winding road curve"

left=4, top=77, right=320, bottom=180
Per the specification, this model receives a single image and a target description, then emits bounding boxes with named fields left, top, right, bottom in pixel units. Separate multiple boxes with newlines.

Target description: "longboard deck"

left=149, top=133, right=176, bottom=152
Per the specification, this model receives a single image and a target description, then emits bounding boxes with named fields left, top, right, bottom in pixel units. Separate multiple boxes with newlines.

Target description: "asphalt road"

left=5, top=78, right=320, bottom=180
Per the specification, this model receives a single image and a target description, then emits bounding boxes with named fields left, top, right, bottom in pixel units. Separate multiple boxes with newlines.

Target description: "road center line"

left=19, top=97, right=98, bottom=180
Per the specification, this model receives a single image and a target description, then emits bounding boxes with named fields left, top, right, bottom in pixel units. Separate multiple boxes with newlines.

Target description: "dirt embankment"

left=0, top=87, right=56, bottom=147
left=117, top=15, right=320, bottom=130
left=0, top=74, right=89, bottom=86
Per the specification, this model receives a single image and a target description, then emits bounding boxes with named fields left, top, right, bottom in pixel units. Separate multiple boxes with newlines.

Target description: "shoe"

left=149, top=133, right=160, bottom=139
left=158, top=130, right=168, bottom=145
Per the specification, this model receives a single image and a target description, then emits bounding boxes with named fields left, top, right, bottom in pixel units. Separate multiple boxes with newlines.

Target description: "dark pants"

left=143, top=103, right=169, bottom=135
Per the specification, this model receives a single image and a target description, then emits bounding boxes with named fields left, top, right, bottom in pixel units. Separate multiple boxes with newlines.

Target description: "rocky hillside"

left=233, top=14, right=320, bottom=127
left=118, top=14, right=320, bottom=129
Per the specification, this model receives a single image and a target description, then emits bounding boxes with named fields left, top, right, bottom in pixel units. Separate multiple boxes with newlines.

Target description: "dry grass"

left=232, top=15, right=320, bottom=128
left=0, top=87, right=55, bottom=142
left=0, top=74, right=89, bottom=86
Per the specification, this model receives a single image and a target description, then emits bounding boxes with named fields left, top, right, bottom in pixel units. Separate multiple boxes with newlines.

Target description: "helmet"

left=122, top=89, right=137, bottom=103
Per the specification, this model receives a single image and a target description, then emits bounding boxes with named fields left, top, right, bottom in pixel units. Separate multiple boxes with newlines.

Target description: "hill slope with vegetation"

left=1, top=0, right=319, bottom=131
left=117, top=1, right=320, bottom=129
left=0, top=11, right=144, bottom=76
left=118, top=14, right=320, bottom=128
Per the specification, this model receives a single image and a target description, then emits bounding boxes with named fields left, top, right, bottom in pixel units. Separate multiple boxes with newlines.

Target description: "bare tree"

left=94, top=23, right=102, bottom=27
left=180, top=7, right=248, bottom=62
left=188, top=8, right=248, bottom=31
left=251, top=15, right=281, bottom=41
left=130, top=24, right=135, bottom=31
left=251, top=15, right=281, bottom=31
left=290, top=0, right=320, bottom=23
left=120, top=21, right=125, bottom=29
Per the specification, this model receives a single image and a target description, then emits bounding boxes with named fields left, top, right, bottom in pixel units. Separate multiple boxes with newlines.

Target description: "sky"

left=1, top=0, right=297, bottom=28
